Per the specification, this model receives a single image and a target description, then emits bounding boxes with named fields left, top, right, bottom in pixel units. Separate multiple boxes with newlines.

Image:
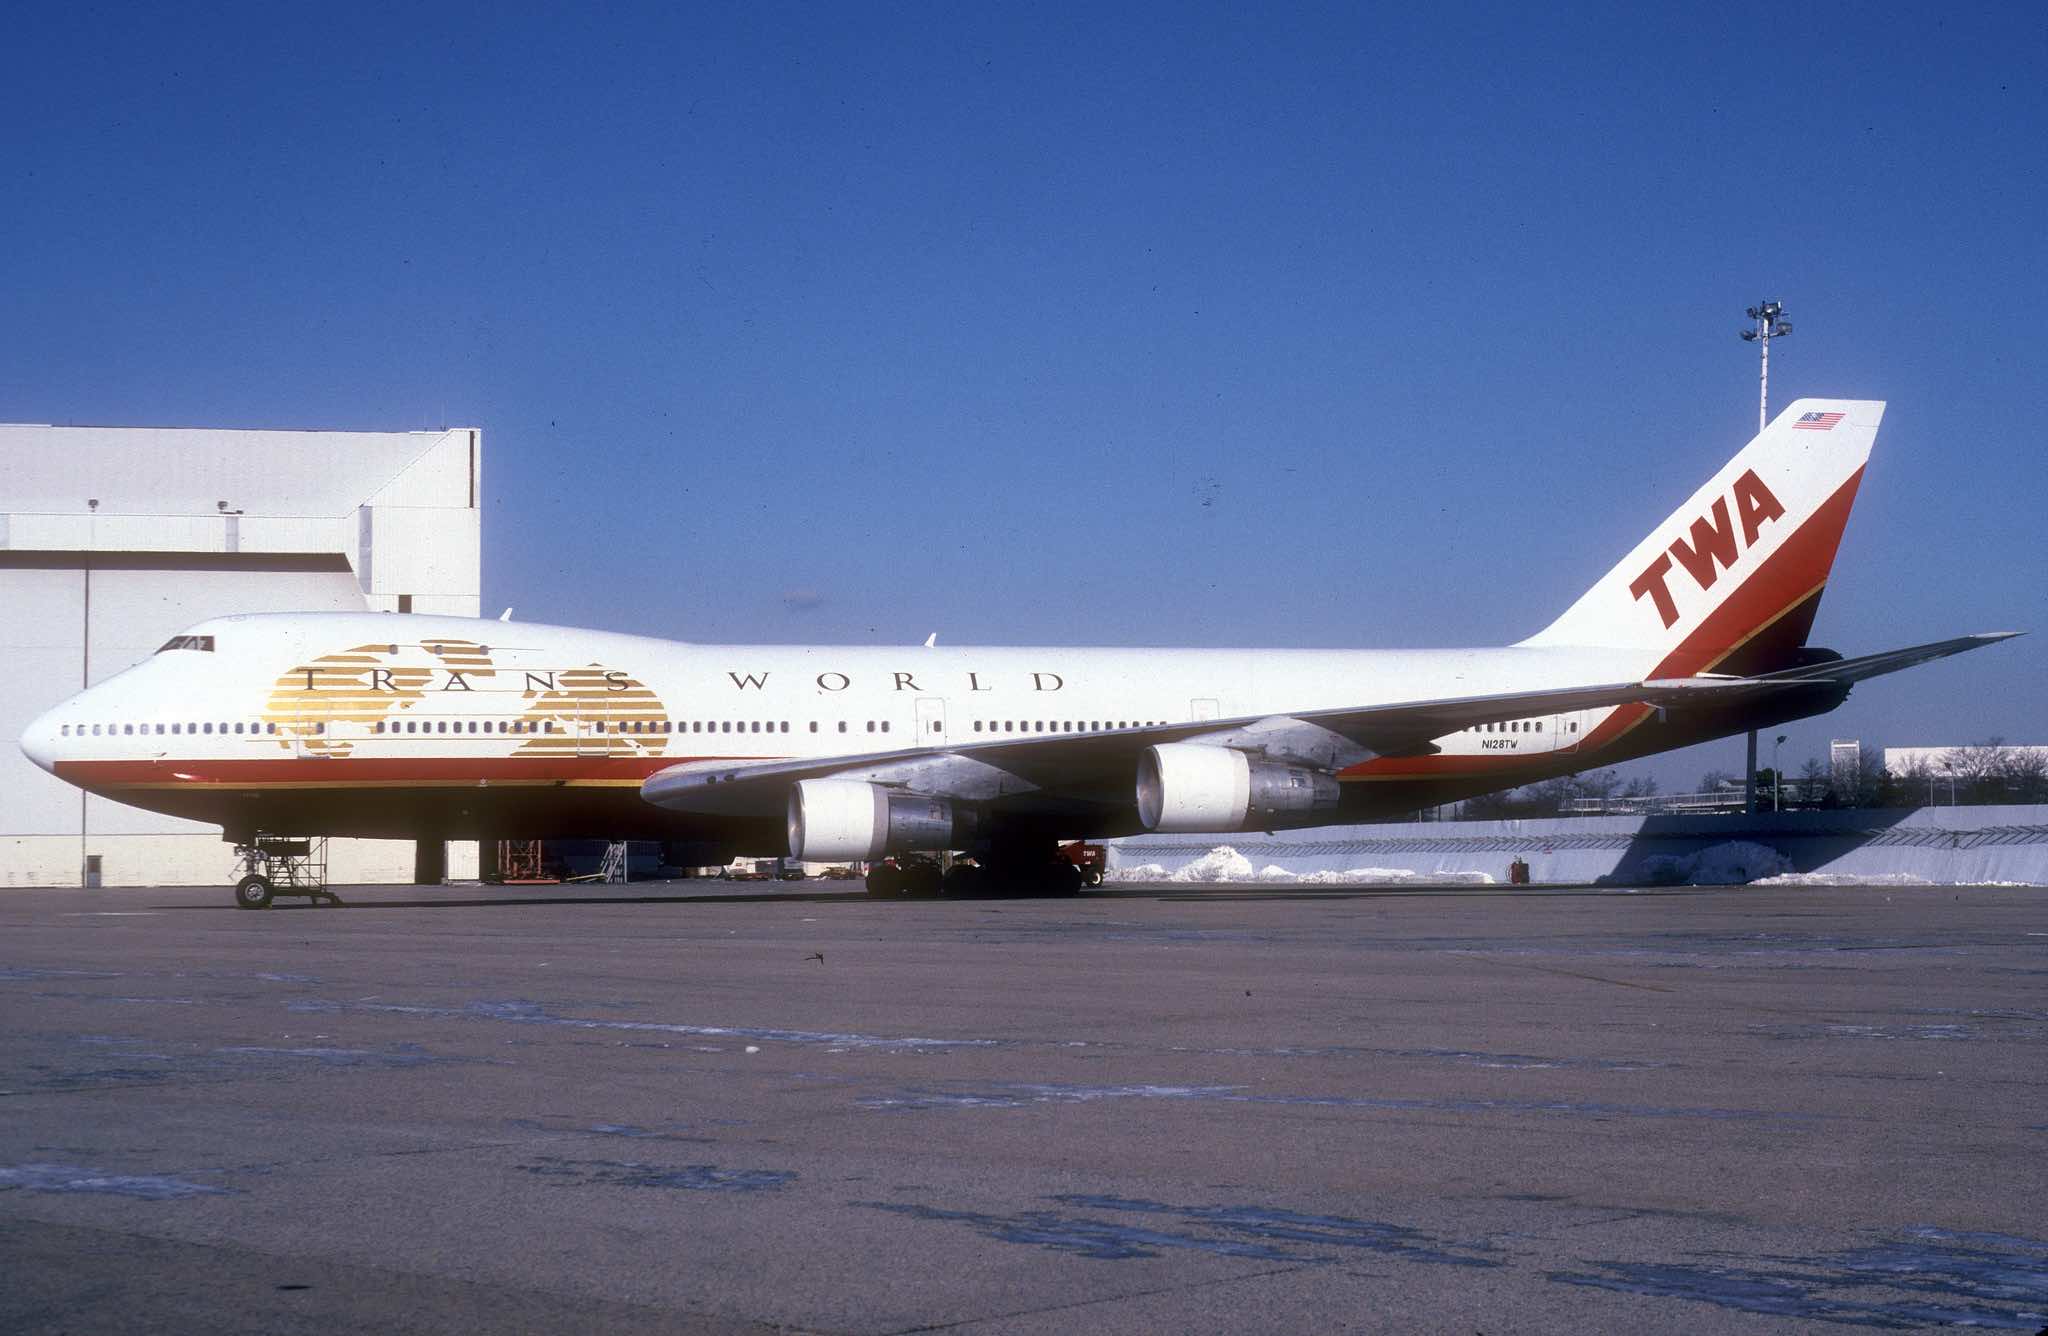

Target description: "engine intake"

left=787, top=779, right=970, bottom=861
left=1136, top=743, right=1339, bottom=833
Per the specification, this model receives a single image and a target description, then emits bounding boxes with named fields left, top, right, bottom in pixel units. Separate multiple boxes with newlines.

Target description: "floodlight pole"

left=1739, top=301, right=1793, bottom=814
left=1742, top=299, right=1792, bottom=434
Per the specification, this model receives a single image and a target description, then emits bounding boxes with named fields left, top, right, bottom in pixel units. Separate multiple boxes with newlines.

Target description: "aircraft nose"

left=20, top=702, right=63, bottom=775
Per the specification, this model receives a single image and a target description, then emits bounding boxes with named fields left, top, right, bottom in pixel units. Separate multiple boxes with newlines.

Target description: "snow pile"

left=1285, top=866, right=1495, bottom=886
left=1752, top=871, right=1936, bottom=887
left=1162, top=847, right=1259, bottom=882
left=1108, top=847, right=1495, bottom=886
left=1626, top=840, right=1792, bottom=886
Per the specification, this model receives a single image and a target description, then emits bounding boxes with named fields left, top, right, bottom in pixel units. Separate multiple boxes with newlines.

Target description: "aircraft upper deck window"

left=155, top=635, right=216, bottom=653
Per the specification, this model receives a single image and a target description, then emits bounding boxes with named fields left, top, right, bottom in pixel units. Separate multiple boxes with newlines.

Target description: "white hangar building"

left=1, top=424, right=482, bottom=888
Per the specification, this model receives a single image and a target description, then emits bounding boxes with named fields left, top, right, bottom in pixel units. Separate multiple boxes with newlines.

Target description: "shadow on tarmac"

left=155, top=888, right=872, bottom=912
left=142, top=880, right=1699, bottom=912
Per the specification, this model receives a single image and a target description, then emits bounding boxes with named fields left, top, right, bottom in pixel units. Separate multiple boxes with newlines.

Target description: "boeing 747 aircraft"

left=19, top=400, right=2016, bottom=901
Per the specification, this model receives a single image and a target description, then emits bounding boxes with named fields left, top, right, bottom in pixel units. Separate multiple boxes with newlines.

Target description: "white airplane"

left=19, top=399, right=2016, bottom=901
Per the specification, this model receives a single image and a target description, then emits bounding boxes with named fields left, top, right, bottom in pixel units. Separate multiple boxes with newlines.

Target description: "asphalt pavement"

left=2, top=878, right=2044, bottom=1333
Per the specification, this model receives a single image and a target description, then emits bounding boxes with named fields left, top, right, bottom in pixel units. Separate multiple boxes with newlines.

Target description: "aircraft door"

left=574, top=705, right=607, bottom=756
left=1551, top=712, right=1579, bottom=755
left=915, top=697, right=947, bottom=745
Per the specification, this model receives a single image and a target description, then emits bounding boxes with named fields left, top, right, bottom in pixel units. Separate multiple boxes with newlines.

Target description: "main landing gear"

left=231, top=837, right=341, bottom=910
left=863, top=850, right=1084, bottom=899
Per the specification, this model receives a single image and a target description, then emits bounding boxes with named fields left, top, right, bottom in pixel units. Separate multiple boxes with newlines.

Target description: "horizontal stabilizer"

left=1744, top=631, right=2022, bottom=685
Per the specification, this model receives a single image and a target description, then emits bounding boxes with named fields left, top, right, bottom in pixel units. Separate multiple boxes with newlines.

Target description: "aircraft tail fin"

left=1519, top=399, right=1883, bottom=678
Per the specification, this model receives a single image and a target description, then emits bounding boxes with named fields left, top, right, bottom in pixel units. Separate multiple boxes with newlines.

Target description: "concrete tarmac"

left=2, top=879, right=2044, bottom=1333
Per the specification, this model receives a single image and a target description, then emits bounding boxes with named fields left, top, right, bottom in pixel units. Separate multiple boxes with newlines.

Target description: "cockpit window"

left=156, top=635, right=216, bottom=653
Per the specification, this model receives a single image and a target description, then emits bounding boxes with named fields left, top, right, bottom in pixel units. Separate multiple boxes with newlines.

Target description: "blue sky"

left=4, top=2, right=2042, bottom=789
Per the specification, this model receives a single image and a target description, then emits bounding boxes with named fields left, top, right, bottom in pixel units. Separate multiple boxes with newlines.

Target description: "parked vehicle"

left=1059, top=841, right=1107, bottom=887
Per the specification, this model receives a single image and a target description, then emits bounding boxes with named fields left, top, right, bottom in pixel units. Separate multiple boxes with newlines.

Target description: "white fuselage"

left=25, top=611, right=1642, bottom=773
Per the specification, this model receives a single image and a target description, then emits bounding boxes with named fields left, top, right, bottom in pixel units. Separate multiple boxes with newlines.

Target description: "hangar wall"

left=1, top=424, right=483, bottom=887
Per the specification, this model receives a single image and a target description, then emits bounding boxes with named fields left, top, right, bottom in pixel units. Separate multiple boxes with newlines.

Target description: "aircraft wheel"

left=1053, top=861, right=1084, bottom=896
left=864, top=866, right=903, bottom=898
left=234, top=875, right=274, bottom=910
left=902, top=864, right=944, bottom=898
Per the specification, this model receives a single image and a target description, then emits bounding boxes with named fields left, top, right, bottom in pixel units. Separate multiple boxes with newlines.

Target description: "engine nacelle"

left=787, top=779, right=969, bottom=861
left=1136, top=743, right=1339, bottom=833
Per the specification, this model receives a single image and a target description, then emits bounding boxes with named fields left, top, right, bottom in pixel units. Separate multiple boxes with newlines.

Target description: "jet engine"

left=1136, top=743, right=1339, bottom=833
left=787, top=779, right=971, bottom=861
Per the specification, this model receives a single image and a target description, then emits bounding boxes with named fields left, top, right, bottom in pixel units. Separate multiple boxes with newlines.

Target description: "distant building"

left=1883, top=745, right=2048, bottom=774
left=2, top=423, right=482, bottom=887
left=1830, top=739, right=1860, bottom=793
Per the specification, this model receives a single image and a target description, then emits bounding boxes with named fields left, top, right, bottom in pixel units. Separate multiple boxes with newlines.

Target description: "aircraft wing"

left=640, top=674, right=1799, bottom=820
left=641, top=632, right=2018, bottom=821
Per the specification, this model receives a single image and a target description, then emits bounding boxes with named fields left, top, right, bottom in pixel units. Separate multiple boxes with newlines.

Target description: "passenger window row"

left=62, top=721, right=289, bottom=736
left=1458, top=719, right=1584, bottom=735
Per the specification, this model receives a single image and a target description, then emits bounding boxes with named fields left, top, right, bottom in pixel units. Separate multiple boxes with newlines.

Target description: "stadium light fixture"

left=1742, top=299, right=1793, bottom=433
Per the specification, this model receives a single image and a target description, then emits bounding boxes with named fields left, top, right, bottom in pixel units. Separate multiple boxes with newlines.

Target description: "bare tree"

left=1896, top=753, right=1941, bottom=805
left=1942, top=739, right=2016, bottom=804
left=1855, top=742, right=1893, bottom=808
left=1576, top=769, right=1622, bottom=801
left=1799, top=756, right=1830, bottom=807
left=1997, top=748, right=2048, bottom=804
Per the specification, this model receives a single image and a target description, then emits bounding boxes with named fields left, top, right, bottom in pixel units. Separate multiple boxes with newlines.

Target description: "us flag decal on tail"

left=1793, top=411, right=1845, bottom=431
